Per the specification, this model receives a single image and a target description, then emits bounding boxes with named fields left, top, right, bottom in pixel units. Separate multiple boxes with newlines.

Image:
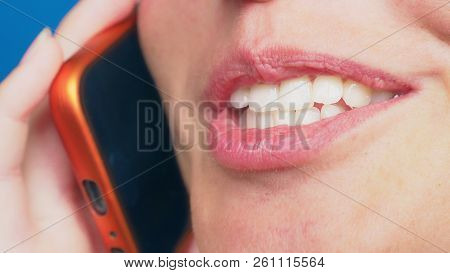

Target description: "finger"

left=55, top=0, right=137, bottom=60
left=23, top=104, right=95, bottom=252
left=0, top=28, right=63, bottom=175
left=0, top=29, right=62, bottom=252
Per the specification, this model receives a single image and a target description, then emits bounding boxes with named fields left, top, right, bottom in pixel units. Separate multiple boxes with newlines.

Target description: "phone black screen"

left=80, top=26, right=188, bottom=253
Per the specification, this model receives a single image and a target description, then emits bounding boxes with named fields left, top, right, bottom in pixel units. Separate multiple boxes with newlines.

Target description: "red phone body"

left=50, top=14, right=191, bottom=253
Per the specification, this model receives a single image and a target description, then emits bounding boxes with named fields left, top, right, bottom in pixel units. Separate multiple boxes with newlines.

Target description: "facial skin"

left=138, top=0, right=450, bottom=252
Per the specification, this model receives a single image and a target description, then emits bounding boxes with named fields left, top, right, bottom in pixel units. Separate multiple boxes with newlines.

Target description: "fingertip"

left=56, top=0, right=137, bottom=61
left=16, top=27, right=63, bottom=72
left=39, top=31, right=64, bottom=74
left=54, top=32, right=78, bottom=62
left=0, top=30, right=64, bottom=121
left=20, top=28, right=52, bottom=65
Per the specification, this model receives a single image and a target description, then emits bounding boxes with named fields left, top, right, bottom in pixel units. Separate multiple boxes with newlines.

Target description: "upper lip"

left=204, top=46, right=416, bottom=104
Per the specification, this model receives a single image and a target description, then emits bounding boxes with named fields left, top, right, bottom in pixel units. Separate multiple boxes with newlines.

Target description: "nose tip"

left=246, top=0, right=273, bottom=2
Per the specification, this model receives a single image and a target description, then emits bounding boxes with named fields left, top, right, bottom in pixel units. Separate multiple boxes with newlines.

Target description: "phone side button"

left=82, top=180, right=107, bottom=215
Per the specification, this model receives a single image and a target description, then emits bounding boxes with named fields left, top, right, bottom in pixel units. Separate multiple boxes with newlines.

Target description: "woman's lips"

left=205, top=48, right=416, bottom=171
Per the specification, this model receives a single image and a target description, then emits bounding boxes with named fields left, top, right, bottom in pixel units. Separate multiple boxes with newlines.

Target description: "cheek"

left=392, top=0, right=450, bottom=41
left=138, top=0, right=236, bottom=102
left=138, top=0, right=195, bottom=101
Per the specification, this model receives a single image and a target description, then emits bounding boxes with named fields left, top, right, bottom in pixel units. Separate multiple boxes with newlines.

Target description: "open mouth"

left=229, top=75, right=399, bottom=129
left=206, top=48, right=416, bottom=170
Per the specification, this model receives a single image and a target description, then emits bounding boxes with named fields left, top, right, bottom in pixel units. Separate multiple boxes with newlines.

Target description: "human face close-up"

left=137, top=0, right=450, bottom=252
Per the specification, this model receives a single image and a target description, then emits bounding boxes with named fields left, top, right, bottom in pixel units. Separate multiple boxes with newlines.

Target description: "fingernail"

left=20, top=28, right=52, bottom=64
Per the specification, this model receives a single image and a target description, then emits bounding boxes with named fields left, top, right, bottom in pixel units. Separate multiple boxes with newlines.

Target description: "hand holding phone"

left=0, top=0, right=136, bottom=252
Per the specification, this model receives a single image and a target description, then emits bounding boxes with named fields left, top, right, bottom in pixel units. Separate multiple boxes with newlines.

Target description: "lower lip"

left=209, top=95, right=410, bottom=171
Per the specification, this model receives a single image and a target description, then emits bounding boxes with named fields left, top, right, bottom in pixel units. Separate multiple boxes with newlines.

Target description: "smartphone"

left=50, top=14, right=190, bottom=253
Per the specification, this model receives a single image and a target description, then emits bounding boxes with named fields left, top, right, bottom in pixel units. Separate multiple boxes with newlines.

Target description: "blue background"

left=0, top=0, right=77, bottom=80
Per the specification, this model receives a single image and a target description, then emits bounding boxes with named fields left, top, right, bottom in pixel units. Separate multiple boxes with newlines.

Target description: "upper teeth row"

left=229, top=75, right=394, bottom=111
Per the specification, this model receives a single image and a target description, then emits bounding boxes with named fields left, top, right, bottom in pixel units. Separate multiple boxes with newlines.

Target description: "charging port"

left=83, top=180, right=107, bottom=215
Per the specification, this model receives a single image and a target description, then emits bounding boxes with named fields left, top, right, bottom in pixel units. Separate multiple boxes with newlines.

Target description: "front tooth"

left=296, top=107, right=321, bottom=125
left=243, top=110, right=256, bottom=129
left=273, top=111, right=297, bottom=126
left=244, top=109, right=274, bottom=129
left=230, top=87, right=250, bottom=109
left=312, top=76, right=343, bottom=104
left=321, top=104, right=345, bottom=119
left=278, top=76, right=313, bottom=111
left=248, top=84, right=278, bottom=112
left=343, top=80, right=372, bottom=108
left=370, top=90, right=394, bottom=104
